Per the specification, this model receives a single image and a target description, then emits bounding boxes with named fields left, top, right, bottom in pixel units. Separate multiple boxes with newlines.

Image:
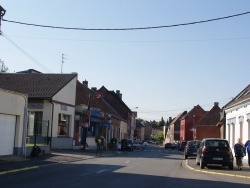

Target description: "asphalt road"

left=0, top=145, right=249, bottom=188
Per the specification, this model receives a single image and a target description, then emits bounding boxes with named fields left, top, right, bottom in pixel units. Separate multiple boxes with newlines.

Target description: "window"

left=27, top=111, right=43, bottom=136
left=58, top=114, right=69, bottom=136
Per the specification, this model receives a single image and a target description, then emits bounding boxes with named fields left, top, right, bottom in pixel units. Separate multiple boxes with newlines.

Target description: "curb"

left=0, top=151, right=119, bottom=176
left=183, top=159, right=250, bottom=179
left=0, top=166, right=39, bottom=176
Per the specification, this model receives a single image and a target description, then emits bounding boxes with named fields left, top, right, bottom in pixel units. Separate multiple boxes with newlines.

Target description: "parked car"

left=178, top=141, right=187, bottom=151
left=171, top=143, right=179, bottom=149
left=133, top=140, right=142, bottom=150
left=184, top=140, right=201, bottom=159
left=196, top=138, right=234, bottom=170
left=165, top=143, right=172, bottom=149
left=143, top=141, right=148, bottom=146
left=121, top=139, right=134, bottom=151
left=156, top=141, right=163, bottom=145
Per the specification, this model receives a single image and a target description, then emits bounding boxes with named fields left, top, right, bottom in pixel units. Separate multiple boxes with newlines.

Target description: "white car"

left=143, top=141, right=148, bottom=146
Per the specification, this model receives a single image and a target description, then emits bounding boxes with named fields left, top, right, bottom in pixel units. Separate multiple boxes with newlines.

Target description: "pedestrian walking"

left=234, top=138, right=246, bottom=170
left=244, top=140, right=250, bottom=167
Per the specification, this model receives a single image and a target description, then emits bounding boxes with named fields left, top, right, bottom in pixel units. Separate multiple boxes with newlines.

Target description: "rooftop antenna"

left=61, top=53, right=66, bottom=73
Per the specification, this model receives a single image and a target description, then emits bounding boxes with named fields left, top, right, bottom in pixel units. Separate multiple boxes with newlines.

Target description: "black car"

left=196, top=138, right=234, bottom=170
left=121, top=139, right=134, bottom=151
left=178, top=141, right=187, bottom=151
left=165, top=143, right=172, bottom=149
left=184, top=140, right=201, bottom=159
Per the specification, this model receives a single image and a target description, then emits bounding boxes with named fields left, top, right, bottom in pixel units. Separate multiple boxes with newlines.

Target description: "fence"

left=26, top=119, right=50, bottom=145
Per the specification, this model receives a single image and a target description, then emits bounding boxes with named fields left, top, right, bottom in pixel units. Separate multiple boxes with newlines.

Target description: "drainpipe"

left=21, top=94, right=28, bottom=157
left=50, top=100, right=54, bottom=149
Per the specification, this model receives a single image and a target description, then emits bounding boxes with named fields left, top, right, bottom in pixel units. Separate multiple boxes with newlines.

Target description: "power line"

left=136, top=97, right=231, bottom=116
left=2, top=11, right=250, bottom=31
left=1, top=31, right=53, bottom=73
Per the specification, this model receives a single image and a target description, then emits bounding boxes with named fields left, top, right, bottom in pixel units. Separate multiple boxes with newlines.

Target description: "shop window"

left=58, top=114, right=69, bottom=136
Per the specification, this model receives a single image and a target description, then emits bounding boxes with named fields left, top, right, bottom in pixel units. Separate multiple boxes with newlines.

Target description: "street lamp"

left=130, top=107, right=138, bottom=111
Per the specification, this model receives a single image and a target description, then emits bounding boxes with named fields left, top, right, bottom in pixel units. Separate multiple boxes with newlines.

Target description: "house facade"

left=165, top=111, right=187, bottom=143
left=97, top=87, right=135, bottom=141
left=0, top=72, right=78, bottom=155
left=195, top=102, right=221, bottom=140
left=151, top=122, right=162, bottom=140
left=224, top=84, right=250, bottom=151
left=142, top=121, right=152, bottom=140
left=0, top=88, right=28, bottom=156
left=75, top=82, right=134, bottom=149
left=180, top=105, right=206, bottom=141
left=135, top=121, right=145, bottom=140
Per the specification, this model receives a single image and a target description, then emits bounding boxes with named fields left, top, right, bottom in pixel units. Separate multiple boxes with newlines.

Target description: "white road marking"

left=125, top=161, right=130, bottom=163
left=97, top=169, right=107, bottom=174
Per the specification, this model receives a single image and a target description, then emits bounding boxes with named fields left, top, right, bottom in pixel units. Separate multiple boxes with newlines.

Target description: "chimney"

left=91, top=87, right=97, bottom=91
left=82, top=80, right=88, bottom=87
left=169, top=117, right=172, bottom=122
left=214, top=102, right=219, bottom=106
left=116, top=90, right=122, bottom=99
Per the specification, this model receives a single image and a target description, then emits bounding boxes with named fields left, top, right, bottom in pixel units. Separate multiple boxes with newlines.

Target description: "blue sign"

left=104, top=123, right=111, bottom=129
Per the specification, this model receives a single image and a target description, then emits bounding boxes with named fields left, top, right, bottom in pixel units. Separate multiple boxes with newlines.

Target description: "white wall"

left=225, top=101, right=250, bottom=162
left=50, top=77, right=77, bottom=149
left=53, top=77, right=77, bottom=105
left=0, top=89, right=27, bottom=155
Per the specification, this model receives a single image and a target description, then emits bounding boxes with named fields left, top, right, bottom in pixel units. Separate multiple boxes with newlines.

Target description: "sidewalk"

left=185, top=157, right=250, bottom=179
left=0, top=148, right=119, bottom=175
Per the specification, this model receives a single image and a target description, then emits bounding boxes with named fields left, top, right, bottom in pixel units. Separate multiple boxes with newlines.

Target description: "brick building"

left=180, top=105, right=206, bottom=141
left=196, top=102, right=221, bottom=140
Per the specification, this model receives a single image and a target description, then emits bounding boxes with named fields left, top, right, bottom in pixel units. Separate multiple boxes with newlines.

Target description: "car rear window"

left=187, top=141, right=200, bottom=147
left=206, top=140, right=229, bottom=148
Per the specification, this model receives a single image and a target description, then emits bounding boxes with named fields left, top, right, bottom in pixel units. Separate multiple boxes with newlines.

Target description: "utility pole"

left=0, top=6, right=6, bottom=35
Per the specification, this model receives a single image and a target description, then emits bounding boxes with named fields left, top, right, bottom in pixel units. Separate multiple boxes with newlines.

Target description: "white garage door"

left=0, top=114, right=16, bottom=155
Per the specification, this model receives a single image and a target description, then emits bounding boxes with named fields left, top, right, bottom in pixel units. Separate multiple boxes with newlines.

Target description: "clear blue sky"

left=1, top=1, right=250, bottom=121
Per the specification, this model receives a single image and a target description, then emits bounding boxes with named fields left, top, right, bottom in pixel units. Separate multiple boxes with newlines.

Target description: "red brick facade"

left=180, top=105, right=206, bottom=141
left=196, top=125, right=220, bottom=140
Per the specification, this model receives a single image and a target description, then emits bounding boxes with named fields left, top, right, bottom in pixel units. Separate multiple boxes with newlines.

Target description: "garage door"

left=0, top=114, right=16, bottom=155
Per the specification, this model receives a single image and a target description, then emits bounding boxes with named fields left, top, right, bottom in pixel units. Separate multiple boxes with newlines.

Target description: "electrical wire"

left=2, top=11, right=250, bottom=31
left=1, top=31, right=53, bottom=73
left=136, top=97, right=231, bottom=121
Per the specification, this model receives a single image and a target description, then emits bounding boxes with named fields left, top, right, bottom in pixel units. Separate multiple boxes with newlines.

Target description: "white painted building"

left=224, top=84, right=250, bottom=161
left=0, top=89, right=28, bottom=156
left=0, top=72, right=78, bottom=154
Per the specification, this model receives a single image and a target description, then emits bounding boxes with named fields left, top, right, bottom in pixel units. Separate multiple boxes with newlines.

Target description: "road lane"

left=0, top=145, right=250, bottom=188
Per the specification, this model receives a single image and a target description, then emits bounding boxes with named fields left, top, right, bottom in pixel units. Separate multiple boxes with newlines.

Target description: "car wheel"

left=228, top=163, right=233, bottom=170
left=200, top=159, right=205, bottom=169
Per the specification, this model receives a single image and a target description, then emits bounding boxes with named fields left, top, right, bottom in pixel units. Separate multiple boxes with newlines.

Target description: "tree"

left=155, top=131, right=164, bottom=141
left=136, top=118, right=144, bottom=122
left=0, top=60, right=9, bottom=73
left=158, top=117, right=165, bottom=127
